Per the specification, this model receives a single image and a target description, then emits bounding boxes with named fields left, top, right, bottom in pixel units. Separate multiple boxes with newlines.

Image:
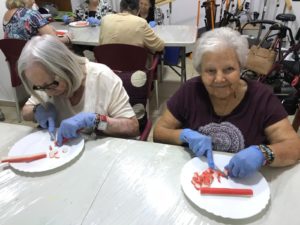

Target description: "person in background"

left=63, top=0, right=113, bottom=25
left=138, top=0, right=154, bottom=22
left=18, top=35, right=139, bottom=146
left=138, top=0, right=164, bottom=25
left=3, top=0, right=70, bottom=44
left=76, top=0, right=112, bottom=21
left=99, top=0, right=164, bottom=53
left=153, top=27, right=300, bottom=179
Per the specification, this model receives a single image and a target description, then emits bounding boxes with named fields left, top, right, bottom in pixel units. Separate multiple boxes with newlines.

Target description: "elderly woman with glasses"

left=153, top=27, right=300, bottom=179
left=19, top=34, right=139, bottom=145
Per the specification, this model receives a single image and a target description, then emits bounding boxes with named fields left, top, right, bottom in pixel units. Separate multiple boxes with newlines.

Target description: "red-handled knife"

left=1, top=152, right=47, bottom=163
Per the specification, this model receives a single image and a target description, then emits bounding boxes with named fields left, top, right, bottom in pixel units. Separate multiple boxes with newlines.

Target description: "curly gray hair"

left=192, top=27, right=249, bottom=73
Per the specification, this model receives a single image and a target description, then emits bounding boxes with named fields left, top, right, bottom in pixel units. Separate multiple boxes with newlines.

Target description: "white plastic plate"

left=181, top=154, right=270, bottom=219
left=8, top=130, right=84, bottom=173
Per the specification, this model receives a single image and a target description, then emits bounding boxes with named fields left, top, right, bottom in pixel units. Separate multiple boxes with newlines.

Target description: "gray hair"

left=18, top=35, right=86, bottom=103
left=6, top=0, right=26, bottom=9
left=192, top=27, right=249, bottom=73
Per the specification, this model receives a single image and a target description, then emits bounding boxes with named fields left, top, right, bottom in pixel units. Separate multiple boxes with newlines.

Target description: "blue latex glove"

left=56, top=112, right=96, bottom=146
left=225, top=146, right=266, bottom=178
left=179, top=128, right=215, bottom=168
left=62, top=15, right=70, bottom=24
left=34, top=103, right=57, bottom=140
left=87, top=17, right=100, bottom=26
left=149, top=21, right=157, bottom=28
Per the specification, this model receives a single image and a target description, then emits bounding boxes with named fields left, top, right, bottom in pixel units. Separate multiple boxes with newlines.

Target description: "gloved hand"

left=225, top=146, right=265, bottom=178
left=179, top=128, right=214, bottom=168
left=34, top=103, right=57, bottom=140
left=149, top=21, right=157, bottom=28
left=87, top=17, right=100, bottom=26
left=56, top=112, right=96, bottom=146
left=62, top=15, right=70, bottom=24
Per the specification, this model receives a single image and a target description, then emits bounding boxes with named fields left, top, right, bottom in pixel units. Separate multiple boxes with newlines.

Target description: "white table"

left=2, top=122, right=299, bottom=225
left=51, top=22, right=197, bottom=82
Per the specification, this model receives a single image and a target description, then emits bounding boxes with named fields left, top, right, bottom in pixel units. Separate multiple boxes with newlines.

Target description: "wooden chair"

left=0, top=39, right=27, bottom=122
left=94, top=44, right=159, bottom=141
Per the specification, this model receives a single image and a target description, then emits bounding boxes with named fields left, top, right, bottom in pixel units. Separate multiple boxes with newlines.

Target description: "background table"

left=1, top=122, right=299, bottom=225
left=51, top=22, right=197, bottom=82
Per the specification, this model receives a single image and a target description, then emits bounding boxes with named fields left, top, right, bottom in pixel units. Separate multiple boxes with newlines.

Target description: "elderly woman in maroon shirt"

left=153, top=27, right=300, bottom=179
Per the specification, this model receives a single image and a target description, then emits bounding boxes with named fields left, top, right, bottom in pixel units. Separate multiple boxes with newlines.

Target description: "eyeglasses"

left=32, top=80, right=59, bottom=91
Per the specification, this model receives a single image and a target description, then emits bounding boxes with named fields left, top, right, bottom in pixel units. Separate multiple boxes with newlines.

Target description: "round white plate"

left=8, top=130, right=84, bottom=173
left=181, top=154, right=270, bottom=219
left=69, top=21, right=89, bottom=27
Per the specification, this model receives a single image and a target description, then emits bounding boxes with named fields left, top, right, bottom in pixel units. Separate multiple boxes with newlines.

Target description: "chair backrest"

left=0, top=39, right=27, bottom=87
left=94, top=44, right=155, bottom=140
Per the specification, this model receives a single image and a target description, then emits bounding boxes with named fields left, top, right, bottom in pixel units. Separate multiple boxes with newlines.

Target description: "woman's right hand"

left=179, top=128, right=215, bottom=168
left=56, top=112, right=96, bottom=146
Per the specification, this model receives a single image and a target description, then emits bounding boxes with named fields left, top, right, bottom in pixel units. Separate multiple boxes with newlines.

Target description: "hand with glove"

left=56, top=112, right=96, bottom=146
left=179, top=128, right=215, bottom=168
left=62, top=15, right=71, bottom=24
left=225, top=146, right=266, bottom=178
left=34, top=103, right=57, bottom=140
left=148, top=21, right=157, bottom=28
left=87, top=17, right=101, bottom=26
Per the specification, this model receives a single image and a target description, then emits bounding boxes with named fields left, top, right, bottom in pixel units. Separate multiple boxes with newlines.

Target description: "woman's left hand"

left=225, top=146, right=265, bottom=178
left=56, top=112, right=96, bottom=146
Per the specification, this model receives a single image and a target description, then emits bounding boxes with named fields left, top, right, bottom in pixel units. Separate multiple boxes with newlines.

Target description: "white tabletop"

left=51, top=22, right=197, bottom=47
left=1, top=122, right=299, bottom=225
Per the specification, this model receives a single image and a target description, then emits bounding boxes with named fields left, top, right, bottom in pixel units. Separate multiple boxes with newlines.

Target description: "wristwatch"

left=94, top=114, right=108, bottom=131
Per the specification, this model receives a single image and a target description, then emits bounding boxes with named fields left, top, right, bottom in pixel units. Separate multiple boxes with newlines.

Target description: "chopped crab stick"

left=200, top=187, right=253, bottom=196
left=1, top=152, right=47, bottom=163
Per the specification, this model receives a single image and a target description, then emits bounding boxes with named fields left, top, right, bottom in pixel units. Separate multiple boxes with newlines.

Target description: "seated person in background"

left=64, top=0, right=112, bottom=25
left=18, top=35, right=139, bottom=146
left=153, top=27, right=300, bottom=178
left=138, top=0, right=154, bottom=22
left=138, top=0, right=164, bottom=25
left=99, top=0, right=164, bottom=53
left=75, top=0, right=113, bottom=21
left=3, top=0, right=70, bottom=44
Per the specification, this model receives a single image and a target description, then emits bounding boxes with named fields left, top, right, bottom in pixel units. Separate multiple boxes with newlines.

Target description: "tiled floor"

left=1, top=56, right=298, bottom=140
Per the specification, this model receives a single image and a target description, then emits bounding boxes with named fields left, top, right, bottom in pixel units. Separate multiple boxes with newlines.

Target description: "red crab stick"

left=200, top=187, right=253, bottom=196
left=1, top=152, right=47, bottom=163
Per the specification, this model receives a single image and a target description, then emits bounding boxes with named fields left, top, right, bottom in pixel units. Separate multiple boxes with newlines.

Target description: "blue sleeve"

left=28, top=9, right=49, bottom=29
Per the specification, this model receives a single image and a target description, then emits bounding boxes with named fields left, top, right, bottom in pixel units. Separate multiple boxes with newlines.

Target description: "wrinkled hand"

left=34, top=103, right=57, bottom=139
left=179, top=128, right=214, bottom=168
left=87, top=17, right=101, bottom=26
left=149, top=21, right=157, bottom=28
left=225, top=146, right=265, bottom=178
left=56, top=112, right=96, bottom=146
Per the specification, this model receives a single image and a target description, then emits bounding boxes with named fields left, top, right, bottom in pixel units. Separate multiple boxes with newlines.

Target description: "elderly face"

left=200, top=47, right=241, bottom=100
left=25, top=62, right=67, bottom=97
left=139, top=0, right=151, bottom=13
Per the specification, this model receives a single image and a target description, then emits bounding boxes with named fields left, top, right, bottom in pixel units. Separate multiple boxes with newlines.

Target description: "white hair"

left=18, top=35, right=86, bottom=103
left=193, top=27, right=249, bottom=73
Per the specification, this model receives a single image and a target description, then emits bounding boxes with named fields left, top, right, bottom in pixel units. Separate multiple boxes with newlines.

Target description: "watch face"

left=97, top=115, right=108, bottom=131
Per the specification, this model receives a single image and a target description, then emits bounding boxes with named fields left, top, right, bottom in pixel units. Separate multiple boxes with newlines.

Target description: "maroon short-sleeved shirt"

left=167, top=77, right=288, bottom=153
